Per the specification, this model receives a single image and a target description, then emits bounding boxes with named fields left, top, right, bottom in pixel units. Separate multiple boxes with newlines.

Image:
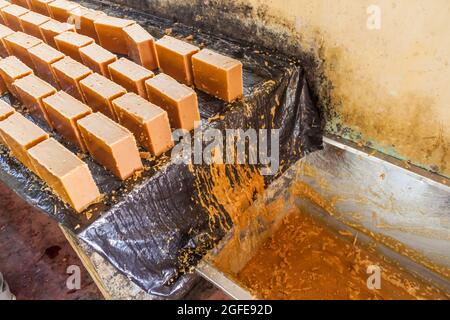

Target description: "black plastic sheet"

left=0, top=0, right=323, bottom=297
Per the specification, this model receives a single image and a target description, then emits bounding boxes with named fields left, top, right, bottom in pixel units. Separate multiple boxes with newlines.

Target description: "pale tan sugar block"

left=19, top=11, right=50, bottom=40
left=0, top=112, right=48, bottom=174
left=54, top=31, right=93, bottom=62
left=4, top=31, right=42, bottom=68
left=51, top=56, right=92, bottom=101
left=108, top=57, right=153, bottom=98
left=77, top=112, right=143, bottom=180
left=28, top=42, right=65, bottom=88
left=93, top=16, right=134, bottom=55
left=79, top=72, right=126, bottom=120
left=112, top=92, right=173, bottom=156
left=79, top=42, right=117, bottom=78
left=28, top=138, right=100, bottom=212
left=13, top=73, right=56, bottom=126
left=43, top=90, right=92, bottom=151
left=145, top=73, right=200, bottom=131
left=123, top=23, right=159, bottom=70
left=0, top=55, right=33, bottom=95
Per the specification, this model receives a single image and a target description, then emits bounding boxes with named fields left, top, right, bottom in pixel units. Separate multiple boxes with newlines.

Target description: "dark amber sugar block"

left=79, top=72, right=126, bottom=120
left=0, top=24, right=14, bottom=58
left=1, top=4, right=29, bottom=32
left=123, top=23, right=159, bottom=70
left=28, top=138, right=100, bottom=213
left=192, top=49, right=243, bottom=102
left=4, top=31, right=42, bottom=68
left=48, top=0, right=79, bottom=23
left=13, top=73, right=56, bottom=126
left=54, top=31, right=94, bottom=62
left=28, top=42, right=65, bottom=88
left=79, top=42, right=117, bottom=78
left=108, top=57, right=153, bottom=98
left=94, top=16, right=134, bottom=55
left=39, top=19, right=76, bottom=48
left=112, top=92, right=173, bottom=156
left=0, top=112, right=48, bottom=175
left=43, top=91, right=92, bottom=152
left=155, top=35, right=199, bottom=86
left=51, top=56, right=92, bottom=102
left=19, top=11, right=50, bottom=40
left=77, top=112, right=143, bottom=180
left=145, top=73, right=200, bottom=131
left=0, top=55, right=34, bottom=96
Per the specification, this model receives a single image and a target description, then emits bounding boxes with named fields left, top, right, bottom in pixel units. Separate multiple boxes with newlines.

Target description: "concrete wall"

left=111, top=0, right=450, bottom=177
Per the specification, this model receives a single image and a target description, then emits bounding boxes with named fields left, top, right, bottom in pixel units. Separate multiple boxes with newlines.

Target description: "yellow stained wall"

left=252, top=0, right=450, bottom=176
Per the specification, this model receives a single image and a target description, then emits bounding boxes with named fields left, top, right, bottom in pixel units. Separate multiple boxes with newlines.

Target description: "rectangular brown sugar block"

left=19, top=11, right=50, bottom=40
left=51, top=56, right=92, bottom=102
left=28, top=138, right=100, bottom=212
left=108, top=57, right=153, bottom=98
left=0, top=55, right=33, bottom=95
left=48, top=0, right=79, bottom=23
left=145, top=73, right=200, bottom=131
left=192, top=49, right=243, bottom=102
left=11, top=1, right=31, bottom=9
left=79, top=43, right=117, bottom=78
left=77, top=112, right=143, bottom=180
left=0, top=112, right=48, bottom=174
left=0, top=24, right=14, bottom=58
left=39, top=19, right=75, bottom=48
left=1, top=4, right=29, bottom=31
left=79, top=73, right=126, bottom=120
left=0, top=74, right=8, bottom=95
left=112, top=92, right=173, bottom=156
left=123, top=23, right=159, bottom=70
left=69, top=7, right=105, bottom=42
left=30, top=0, right=54, bottom=16
left=43, top=90, right=92, bottom=151
left=94, top=16, right=134, bottom=55
left=4, top=31, right=42, bottom=68
left=0, top=0, right=11, bottom=25
left=13, top=74, right=56, bottom=126
left=155, top=36, right=199, bottom=86
left=0, top=100, right=14, bottom=143
left=28, top=42, right=65, bottom=88
left=54, top=31, right=93, bottom=62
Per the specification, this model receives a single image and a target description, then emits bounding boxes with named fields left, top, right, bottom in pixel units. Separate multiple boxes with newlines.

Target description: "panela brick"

left=1, top=4, right=29, bottom=32
left=0, top=55, right=33, bottom=95
left=108, top=57, right=153, bottom=98
left=0, top=112, right=48, bottom=174
left=19, top=11, right=50, bottom=40
left=79, top=72, right=126, bottom=120
left=30, top=0, right=54, bottom=16
left=43, top=91, right=92, bottom=152
left=28, top=42, right=65, bottom=88
left=123, top=23, right=159, bottom=70
left=0, top=0, right=11, bottom=26
left=155, top=35, right=199, bottom=85
left=48, top=0, right=79, bottom=23
left=28, top=138, right=100, bottom=212
left=4, top=31, right=42, bottom=68
left=112, top=92, right=173, bottom=156
left=54, top=31, right=93, bottom=62
left=51, top=56, right=92, bottom=101
left=192, top=49, right=243, bottom=102
left=39, top=19, right=76, bottom=48
left=94, top=16, right=134, bottom=55
left=77, top=112, right=143, bottom=180
left=79, top=42, right=117, bottom=78
left=13, top=73, right=56, bottom=126
left=145, top=73, right=200, bottom=131
left=0, top=24, right=14, bottom=57
left=69, top=7, right=105, bottom=42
